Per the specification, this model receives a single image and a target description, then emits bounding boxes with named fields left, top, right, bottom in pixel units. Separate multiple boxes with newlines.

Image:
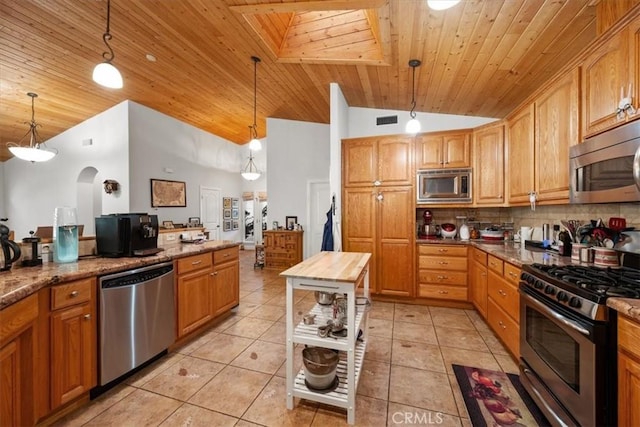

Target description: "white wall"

left=329, top=83, right=350, bottom=251
left=347, top=107, right=497, bottom=137
left=4, top=102, right=130, bottom=239
left=267, top=118, right=330, bottom=258
left=127, top=102, right=247, bottom=242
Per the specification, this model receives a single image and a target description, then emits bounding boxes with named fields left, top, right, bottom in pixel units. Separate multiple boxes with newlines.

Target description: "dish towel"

left=321, top=207, right=334, bottom=251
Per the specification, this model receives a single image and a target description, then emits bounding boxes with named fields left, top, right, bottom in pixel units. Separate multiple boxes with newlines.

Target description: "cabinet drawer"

left=504, top=263, right=521, bottom=287
left=418, top=245, right=467, bottom=257
left=487, top=255, right=504, bottom=275
left=213, top=246, right=239, bottom=264
left=419, top=284, right=468, bottom=301
left=419, top=270, right=467, bottom=286
left=177, top=253, right=212, bottom=274
left=51, top=278, right=94, bottom=310
left=472, top=248, right=487, bottom=265
left=419, top=256, right=467, bottom=271
left=487, top=298, right=519, bottom=358
left=0, top=293, right=38, bottom=343
left=487, top=272, right=519, bottom=321
left=619, top=315, right=640, bottom=358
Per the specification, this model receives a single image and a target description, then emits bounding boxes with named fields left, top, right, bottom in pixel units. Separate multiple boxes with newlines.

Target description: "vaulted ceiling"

left=0, top=0, right=601, bottom=162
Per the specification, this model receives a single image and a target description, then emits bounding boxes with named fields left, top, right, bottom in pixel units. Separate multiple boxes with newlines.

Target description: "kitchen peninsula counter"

left=0, top=240, right=239, bottom=310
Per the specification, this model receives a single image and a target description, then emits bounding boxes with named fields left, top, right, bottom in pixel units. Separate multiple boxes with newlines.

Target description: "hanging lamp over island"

left=405, top=59, right=422, bottom=135
left=7, top=92, right=58, bottom=162
left=248, top=56, right=262, bottom=151
left=93, top=0, right=123, bottom=89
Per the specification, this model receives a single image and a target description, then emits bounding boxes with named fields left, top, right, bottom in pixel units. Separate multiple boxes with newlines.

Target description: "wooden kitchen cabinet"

left=343, top=186, right=414, bottom=297
left=342, top=135, right=413, bottom=187
left=49, top=278, right=97, bottom=409
left=415, top=130, right=471, bottom=169
left=176, top=253, right=214, bottom=337
left=263, top=230, right=303, bottom=270
left=417, top=244, right=468, bottom=301
left=618, top=314, right=640, bottom=426
left=0, top=293, right=39, bottom=427
left=473, top=122, right=505, bottom=206
left=506, top=104, right=535, bottom=205
left=535, top=69, right=580, bottom=202
left=212, top=246, right=240, bottom=316
left=486, top=256, right=521, bottom=358
left=468, top=247, right=488, bottom=318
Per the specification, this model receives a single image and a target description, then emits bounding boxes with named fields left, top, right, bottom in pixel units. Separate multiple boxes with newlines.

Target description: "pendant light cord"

left=251, top=56, right=260, bottom=139
left=409, top=60, right=419, bottom=119
left=102, top=0, right=115, bottom=62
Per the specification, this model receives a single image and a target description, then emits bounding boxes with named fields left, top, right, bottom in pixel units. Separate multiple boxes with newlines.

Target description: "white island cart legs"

left=281, top=252, right=371, bottom=425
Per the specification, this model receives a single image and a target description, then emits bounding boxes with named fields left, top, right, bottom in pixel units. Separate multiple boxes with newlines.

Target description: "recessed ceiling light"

left=146, top=53, right=157, bottom=62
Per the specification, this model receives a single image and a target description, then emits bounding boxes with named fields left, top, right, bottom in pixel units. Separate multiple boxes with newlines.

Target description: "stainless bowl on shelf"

left=314, top=291, right=336, bottom=305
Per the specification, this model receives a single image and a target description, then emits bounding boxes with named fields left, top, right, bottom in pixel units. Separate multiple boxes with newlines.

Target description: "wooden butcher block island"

left=281, top=251, right=371, bottom=425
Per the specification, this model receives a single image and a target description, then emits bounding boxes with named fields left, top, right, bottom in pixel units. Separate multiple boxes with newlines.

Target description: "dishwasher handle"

left=101, top=262, right=173, bottom=289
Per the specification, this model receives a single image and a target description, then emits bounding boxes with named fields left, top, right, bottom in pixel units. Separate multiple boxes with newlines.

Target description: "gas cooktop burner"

left=530, top=263, right=640, bottom=291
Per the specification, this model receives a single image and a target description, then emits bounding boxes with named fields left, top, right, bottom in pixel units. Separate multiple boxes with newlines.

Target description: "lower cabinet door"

left=177, top=269, right=214, bottom=337
left=51, top=302, right=96, bottom=408
left=487, top=298, right=519, bottom=358
left=213, top=260, right=240, bottom=316
left=618, top=351, right=640, bottom=427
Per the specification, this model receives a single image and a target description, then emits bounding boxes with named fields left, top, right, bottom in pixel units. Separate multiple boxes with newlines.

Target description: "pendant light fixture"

left=405, top=59, right=422, bottom=135
left=241, top=131, right=261, bottom=181
left=248, top=56, right=262, bottom=151
left=7, top=92, right=58, bottom=162
left=427, top=0, right=461, bottom=11
left=93, top=0, right=123, bottom=89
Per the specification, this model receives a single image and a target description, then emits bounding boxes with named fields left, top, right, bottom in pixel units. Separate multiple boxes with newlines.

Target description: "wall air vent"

left=376, top=115, right=398, bottom=125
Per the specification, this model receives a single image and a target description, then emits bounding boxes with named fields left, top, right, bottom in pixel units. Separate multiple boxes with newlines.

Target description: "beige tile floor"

left=52, top=249, right=519, bottom=427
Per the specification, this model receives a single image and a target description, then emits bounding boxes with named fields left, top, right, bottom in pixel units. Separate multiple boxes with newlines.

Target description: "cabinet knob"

left=84, top=314, right=91, bottom=320
left=192, top=260, right=202, bottom=265
left=498, top=320, right=506, bottom=329
left=373, top=180, right=381, bottom=186
left=498, top=289, right=506, bottom=297
left=70, top=290, right=79, bottom=298
left=376, top=194, right=383, bottom=201
left=508, top=272, right=518, bottom=278
left=438, top=290, right=449, bottom=294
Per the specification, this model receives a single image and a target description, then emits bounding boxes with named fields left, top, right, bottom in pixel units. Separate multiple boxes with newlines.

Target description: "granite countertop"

left=0, top=240, right=239, bottom=310
left=607, top=299, right=640, bottom=322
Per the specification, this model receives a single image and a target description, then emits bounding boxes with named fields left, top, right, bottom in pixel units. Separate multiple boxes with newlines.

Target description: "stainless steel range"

left=519, top=257, right=640, bottom=427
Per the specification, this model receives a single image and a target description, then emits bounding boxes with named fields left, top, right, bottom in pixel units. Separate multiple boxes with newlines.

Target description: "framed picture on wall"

left=223, top=197, right=232, bottom=209
left=223, top=209, right=231, bottom=219
left=232, top=198, right=239, bottom=208
left=150, top=179, right=186, bottom=207
left=233, top=220, right=239, bottom=230
left=232, top=208, right=239, bottom=219
left=223, top=220, right=232, bottom=232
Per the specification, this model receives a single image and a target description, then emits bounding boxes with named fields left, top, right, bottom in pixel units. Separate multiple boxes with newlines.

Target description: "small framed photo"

left=187, top=217, right=201, bottom=227
left=233, top=220, right=239, bottom=230
left=286, top=216, right=298, bottom=230
left=223, top=197, right=232, bottom=209
left=232, top=198, right=239, bottom=208
left=223, top=209, right=231, bottom=219
left=162, top=220, right=174, bottom=229
left=223, top=220, right=232, bottom=232
left=272, top=221, right=279, bottom=230
left=232, top=208, right=239, bottom=219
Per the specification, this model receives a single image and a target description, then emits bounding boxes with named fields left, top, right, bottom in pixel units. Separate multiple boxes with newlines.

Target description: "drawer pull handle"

left=84, top=314, right=91, bottom=320
left=191, top=260, right=202, bottom=265
left=438, top=249, right=448, bottom=253
left=508, top=272, right=518, bottom=277
left=498, top=320, right=506, bottom=329
left=481, top=272, right=487, bottom=277
left=498, top=289, right=507, bottom=297
left=438, top=261, right=448, bottom=265
left=224, top=253, right=229, bottom=257
left=70, top=291, right=79, bottom=298
left=438, top=290, right=449, bottom=294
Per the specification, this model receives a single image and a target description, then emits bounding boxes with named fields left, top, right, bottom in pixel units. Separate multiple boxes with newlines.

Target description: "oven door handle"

left=525, top=293, right=590, bottom=337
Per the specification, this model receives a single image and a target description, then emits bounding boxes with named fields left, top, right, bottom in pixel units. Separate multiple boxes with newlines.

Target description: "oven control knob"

left=557, top=291, right=568, bottom=302
left=534, top=280, right=544, bottom=289
left=569, top=297, right=581, bottom=308
left=544, top=285, right=555, bottom=295
left=526, top=274, right=535, bottom=285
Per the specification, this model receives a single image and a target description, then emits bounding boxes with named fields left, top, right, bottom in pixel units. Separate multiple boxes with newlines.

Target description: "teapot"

left=1, top=222, right=22, bottom=271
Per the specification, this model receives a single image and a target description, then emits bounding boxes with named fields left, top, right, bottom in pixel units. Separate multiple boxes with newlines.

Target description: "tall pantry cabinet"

left=342, top=135, right=415, bottom=297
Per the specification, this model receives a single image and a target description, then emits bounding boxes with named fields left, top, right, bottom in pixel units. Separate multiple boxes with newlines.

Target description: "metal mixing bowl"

left=314, top=291, right=336, bottom=305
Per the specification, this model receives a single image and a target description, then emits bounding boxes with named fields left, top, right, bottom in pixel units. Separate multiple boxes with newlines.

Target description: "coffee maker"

left=1, top=220, right=22, bottom=271
left=95, top=213, right=161, bottom=257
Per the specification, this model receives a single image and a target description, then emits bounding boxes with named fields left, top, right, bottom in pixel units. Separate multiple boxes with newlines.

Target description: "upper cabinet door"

left=443, top=133, right=471, bottom=168
left=473, top=123, right=505, bottom=206
left=535, top=69, right=579, bottom=202
left=342, top=136, right=412, bottom=187
left=582, top=28, right=629, bottom=137
left=415, top=135, right=443, bottom=169
left=415, top=131, right=471, bottom=169
left=506, top=105, right=535, bottom=204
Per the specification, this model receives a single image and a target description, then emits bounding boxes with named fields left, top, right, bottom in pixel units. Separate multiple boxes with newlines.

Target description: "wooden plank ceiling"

left=0, top=0, right=599, bottom=162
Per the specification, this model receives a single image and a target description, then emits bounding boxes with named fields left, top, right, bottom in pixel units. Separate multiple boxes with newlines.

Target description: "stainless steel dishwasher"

left=98, top=261, right=175, bottom=386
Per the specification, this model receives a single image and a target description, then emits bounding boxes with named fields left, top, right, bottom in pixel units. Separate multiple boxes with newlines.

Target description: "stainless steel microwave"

left=569, top=120, right=640, bottom=204
left=416, top=168, right=472, bottom=203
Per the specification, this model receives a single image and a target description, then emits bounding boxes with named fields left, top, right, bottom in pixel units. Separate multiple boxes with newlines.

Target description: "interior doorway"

left=76, top=166, right=101, bottom=236
left=200, top=186, right=221, bottom=240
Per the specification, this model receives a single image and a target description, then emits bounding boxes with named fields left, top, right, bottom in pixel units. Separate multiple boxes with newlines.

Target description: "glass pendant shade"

left=7, top=92, right=57, bottom=162
left=405, top=118, right=421, bottom=135
left=249, top=137, right=262, bottom=151
left=427, top=0, right=461, bottom=10
left=93, top=62, right=123, bottom=89
left=241, top=154, right=261, bottom=181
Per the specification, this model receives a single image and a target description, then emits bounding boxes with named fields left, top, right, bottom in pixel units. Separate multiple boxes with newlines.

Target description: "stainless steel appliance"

left=98, top=262, right=175, bottom=386
left=416, top=168, right=472, bottom=203
left=519, top=257, right=640, bottom=426
left=95, top=213, right=162, bottom=257
left=569, top=119, right=640, bottom=204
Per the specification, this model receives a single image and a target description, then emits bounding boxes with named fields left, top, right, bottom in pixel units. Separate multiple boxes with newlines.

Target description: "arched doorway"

left=76, top=167, right=102, bottom=236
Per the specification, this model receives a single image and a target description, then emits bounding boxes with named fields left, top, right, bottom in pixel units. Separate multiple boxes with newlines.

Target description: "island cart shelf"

left=280, top=251, right=371, bottom=425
